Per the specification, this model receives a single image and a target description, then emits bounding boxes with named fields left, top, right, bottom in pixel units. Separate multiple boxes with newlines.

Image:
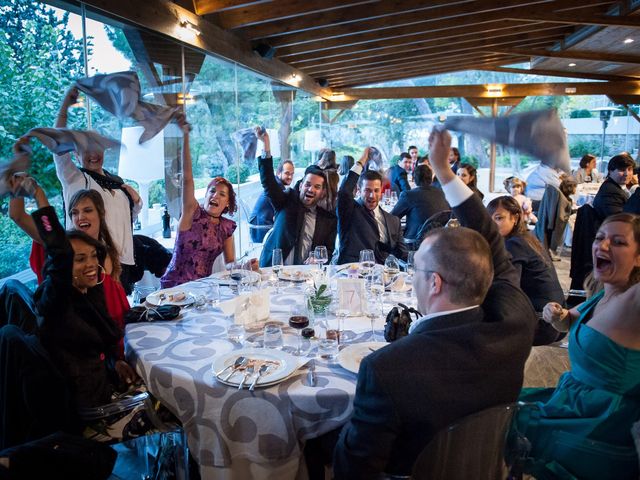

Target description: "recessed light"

left=568, top=63, right=577, bottom=67
left=624, top=38, right=634, bottom=44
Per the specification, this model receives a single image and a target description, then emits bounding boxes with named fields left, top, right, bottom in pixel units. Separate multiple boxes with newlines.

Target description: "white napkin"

left=219, top=288, right=272, bottom=325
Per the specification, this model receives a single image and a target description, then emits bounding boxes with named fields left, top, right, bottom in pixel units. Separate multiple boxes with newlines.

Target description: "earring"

left=96, top=264, right=106, bottom=285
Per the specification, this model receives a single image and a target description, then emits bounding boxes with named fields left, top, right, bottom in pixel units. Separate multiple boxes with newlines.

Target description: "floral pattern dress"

left=160, top=206, right=236, bottom=288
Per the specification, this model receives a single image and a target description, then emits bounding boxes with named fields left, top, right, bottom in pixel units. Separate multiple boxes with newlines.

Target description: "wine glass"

left=364, top=302, right=378, bottom=342
left=384, top=255, right=400, bottom=276
left=272, top=248, right=283, bottom=293
left=370, top=266, right=386, bottom=316
left=406, top=251, right=415, bottom=275
left=359, top=249, right=375, bottom=279
left=289, top=302, right=310, bottom=356
left=314, top=246, right=328, bottom=271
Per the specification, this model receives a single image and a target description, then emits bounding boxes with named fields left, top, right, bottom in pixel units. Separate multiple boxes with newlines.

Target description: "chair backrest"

left=569, top=203, right=600, bottom=290
left=415, top=210, right=454, bottom=244
left=411, top=404, right=516, bottom=480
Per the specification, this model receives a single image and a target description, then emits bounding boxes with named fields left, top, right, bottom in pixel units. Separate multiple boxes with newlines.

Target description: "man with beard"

left=249, top=159, right=295, bottom=243
left=337, top=148, right=408, bottom=264
left=256, top=129, right=337, bottom=267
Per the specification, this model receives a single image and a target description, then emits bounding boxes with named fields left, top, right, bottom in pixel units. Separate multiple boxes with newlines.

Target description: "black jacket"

left=337, top=170, right=408, bottom=265
left=593, top=177, right=627, bottom=221
left=248, top=177, right=284, bottom=243
left=257, top=156, right=337, bottom=267
left=32, top=207, right=121, bottom=408
left=388, top=164, right=411, bottom=195
left=390, top=186, right=450, bottom=240
left=333, top=193, right=537, bottom=478
left=623, top=188, right=640, bottom=215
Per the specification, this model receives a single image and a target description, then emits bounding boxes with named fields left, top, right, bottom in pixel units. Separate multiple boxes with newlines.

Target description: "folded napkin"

left=219, top=288, right=273, bottom=325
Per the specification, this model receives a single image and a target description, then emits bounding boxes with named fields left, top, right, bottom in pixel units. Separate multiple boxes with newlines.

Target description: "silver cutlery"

left=157, top=293, right=166, bottom=305
left=237, top=364, right=255, bottom=390
left=221, top=356, right=248, bottom=381
left=307, top=359, right=317, bottom=387
left=249, top=364, right=271, bottom=391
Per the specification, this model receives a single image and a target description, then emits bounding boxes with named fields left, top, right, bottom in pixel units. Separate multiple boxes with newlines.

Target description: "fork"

left=249, top=364, right=271, bottom=391
left=238, top=364, right=255, bottom=390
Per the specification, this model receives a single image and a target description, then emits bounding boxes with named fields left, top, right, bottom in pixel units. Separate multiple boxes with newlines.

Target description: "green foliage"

left=570, top=109, right=593, bottom=119
left=460, top=155, right=478, bottom=167
left=0, top=215, right=32, bottom=279
left=569, top=139, right=607, bottom=158
left=226, top=163, right=251, bottom=184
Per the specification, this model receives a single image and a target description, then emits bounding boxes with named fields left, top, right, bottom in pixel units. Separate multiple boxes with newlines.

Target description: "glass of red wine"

left=289, top=302, right=310, bottom=356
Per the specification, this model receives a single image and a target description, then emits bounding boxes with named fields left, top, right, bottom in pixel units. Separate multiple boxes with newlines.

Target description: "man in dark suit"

left=391, top=164, right=450, bottom=241
left=593, top=153, right=634, bottom=221
left=256, top=130, right=337, bottom=268
left=337, top=150, right=408, bottom=264
left=387, top=153, right=412, bottom=195
left=624, top=188, right=640, bottom=214
left=332, top=129, right=537, bottom=479
left=248, top=159, right=294, bottom=242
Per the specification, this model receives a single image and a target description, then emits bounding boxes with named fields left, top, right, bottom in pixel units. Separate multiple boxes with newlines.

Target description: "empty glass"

left=318, top=338, right=339, bottom=361
left=263, top=323, right=283, bottom=349
left=272, top=248, right=283, bottom=292
left=359, top=249, right=375, bottom=278
left=227, top=324, right=245, bottom=344
left=314, top=246, right=328, bottom=270
left=406, top=251, right=416, bottom=275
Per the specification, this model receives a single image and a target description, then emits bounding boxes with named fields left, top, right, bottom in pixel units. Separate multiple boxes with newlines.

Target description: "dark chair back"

left=414, top=210, right=454, bottom=245
left=569, top=204, right=600, bottom=290
left=411, top=404, right=516, bottom=480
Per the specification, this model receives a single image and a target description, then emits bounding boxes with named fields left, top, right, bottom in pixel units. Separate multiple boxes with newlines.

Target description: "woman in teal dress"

left=516, top=212, right=640, bottom=479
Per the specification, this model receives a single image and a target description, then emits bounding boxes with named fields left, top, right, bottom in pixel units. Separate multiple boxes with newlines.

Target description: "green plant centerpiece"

left=306, top=268, right=333, bottom=317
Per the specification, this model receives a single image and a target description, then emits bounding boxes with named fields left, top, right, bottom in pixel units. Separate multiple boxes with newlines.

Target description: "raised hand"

left=428, top=128, right=455, bottom=185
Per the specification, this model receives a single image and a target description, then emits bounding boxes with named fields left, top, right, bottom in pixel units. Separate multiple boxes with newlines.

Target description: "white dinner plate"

left=278, top=267, right=311, bottom=282
left=146, top=288, right=195, bottom=307
left=337, top=342, right=388, bottom=374
left=209, top=270, right=261, bottom=286
left=212, top=348, right=300, bottom=388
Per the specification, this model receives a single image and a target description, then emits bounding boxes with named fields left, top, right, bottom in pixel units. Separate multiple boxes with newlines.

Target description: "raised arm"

left=429, top=129, right=516, bottom=283
left=177, top=117, right=199, bottom=231
left=398, top=170, right=411, bottom=192
left=337, top=148, right=368, bottom=230
left=53, top=87, right=83, bottom=186
left=257, top=129, right=287, bottom=209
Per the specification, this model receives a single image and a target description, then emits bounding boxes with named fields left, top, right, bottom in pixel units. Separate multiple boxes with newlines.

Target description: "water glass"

left=272, top=248, right=283, bottom=292
left=314, top=245, right=328, bottom=269
left=359, top=249, right=375, bottom=278
left=317, top=338, right=339, bottom=361
left=406, top=251, right=416, bottom=275
left=263, top=323, right=284, bottom=349
left=133, top=286, right=157, bottom=305
left=227, top=324, right=245, bottom=344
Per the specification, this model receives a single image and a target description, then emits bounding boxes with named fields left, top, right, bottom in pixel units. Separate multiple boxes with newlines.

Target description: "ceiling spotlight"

left=568, top=63, right=577, bottom=67
left=180, top=20, right=201, bottom=36
left=291, top=73, right=297, bottom=78
left=624, top=38, right=634, bottom=44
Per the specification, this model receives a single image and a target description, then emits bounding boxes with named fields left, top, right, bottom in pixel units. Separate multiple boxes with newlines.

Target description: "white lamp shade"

left=266, top=128, right=281, bottom=158
left=118, top=126, right=165, bottom=183
left=304, top=129, right=324, bottom=151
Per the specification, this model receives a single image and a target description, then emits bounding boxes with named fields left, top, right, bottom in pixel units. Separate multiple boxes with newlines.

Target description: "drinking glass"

left=370, top=267, right=385, bottom=316
left=263, top=323, right=284, bottom=349
left=384, top=255, right=400, bottom=276
left=317, top=338, right=339, bottom=361
left=314, top=246, right=328, bottom=270
left=364, top=302, right=378, bottom=342
left=406, top=251, right=416, bottom=275
left=272, top=248, right=283, bottom=293
left=359, top=249, right=375, bottom=279
left=289, top=302, right=310, bottom=356
left=227, top=324, right=245, bottom=344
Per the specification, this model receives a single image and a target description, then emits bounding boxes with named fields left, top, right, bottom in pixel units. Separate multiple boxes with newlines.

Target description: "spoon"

left=157, top=293, right=166, bottom=305
left=221, top=356, right=248, bottom=381
left=249, top=364, right=271, bottom=391
left=238, top=364, right=255, bottom=390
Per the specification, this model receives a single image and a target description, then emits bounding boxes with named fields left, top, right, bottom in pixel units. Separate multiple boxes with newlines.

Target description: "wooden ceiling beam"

left=248, top=0, right=610, bottom=44
left=78, top=0, right=332, bottom=97
left=323, top=54, right=525, bottom=83
left=287, top=24, right=565, bottom=66
left=212, top=0, right=377, bottom=30
left=338, top=80, right=640, bottom=99
left=193, top=0, right=269, bottom=15
left=483, top=66, right=640, bottom=82
left=504, top=11, right=640, bottom=27
left=330, top=58, right=527, bottom=88
left=488, top=48, right=640, bottom=65
left=238, top=0, right=476, bottom=40
left=300, top=31, right=565, bottom=75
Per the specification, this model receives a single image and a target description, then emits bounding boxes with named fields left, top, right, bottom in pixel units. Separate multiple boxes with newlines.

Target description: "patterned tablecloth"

left=125, top=277, right=415, bottom=479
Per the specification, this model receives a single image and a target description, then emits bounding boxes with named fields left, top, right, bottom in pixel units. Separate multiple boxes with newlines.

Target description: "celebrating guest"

left=256, top=129, right=337, bottom=268
left=456, top=162, right=484, bottom=200
left=593, top=153, right=635, bottom=221
left=487, top=195, right=564, bottom=345
left=332, top=129, right=536, bottom=478
left=391, top=164, right=450, bottom=241
left=315, top=148, right=340, bottom=212
left=515, top=212, right=640, bottom=479
left=573, top=153, right=602, bottom=184
left=448, top=146, right=461, bottom=173
left=249, top=159, right=294, bottom=243
left=161, top=117, right=238, bottom=288
left=337, top=148, right=408, bottom=264
left=387, top=152, right=412, bottom=195
left=55, top=87, right=143, bottom=290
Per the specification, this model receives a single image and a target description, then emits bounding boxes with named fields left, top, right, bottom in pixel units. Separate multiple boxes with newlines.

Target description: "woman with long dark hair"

left=487, top=195, right=565, bottom=345
left=456, top=162, right=483, bottom=199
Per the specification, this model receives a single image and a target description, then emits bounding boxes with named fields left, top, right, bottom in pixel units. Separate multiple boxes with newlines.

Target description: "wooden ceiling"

left=178, top=0, right=640, bottom=89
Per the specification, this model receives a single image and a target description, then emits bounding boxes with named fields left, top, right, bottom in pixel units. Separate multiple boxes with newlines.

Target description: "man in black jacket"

left=391, top=164, right=450, bottom=241
left=337, top=149, right=408, bottom=264
left=593, top=153, right=634, bottom=221
left=256, top=130, right=337, bottom=267
left=387, top=153, right=412, bottom=195
left=332, top=129, right=537, bottom=479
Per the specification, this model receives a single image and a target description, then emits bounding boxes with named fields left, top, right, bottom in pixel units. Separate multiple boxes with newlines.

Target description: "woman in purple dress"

left=161, top=118, right=238, bottom=288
